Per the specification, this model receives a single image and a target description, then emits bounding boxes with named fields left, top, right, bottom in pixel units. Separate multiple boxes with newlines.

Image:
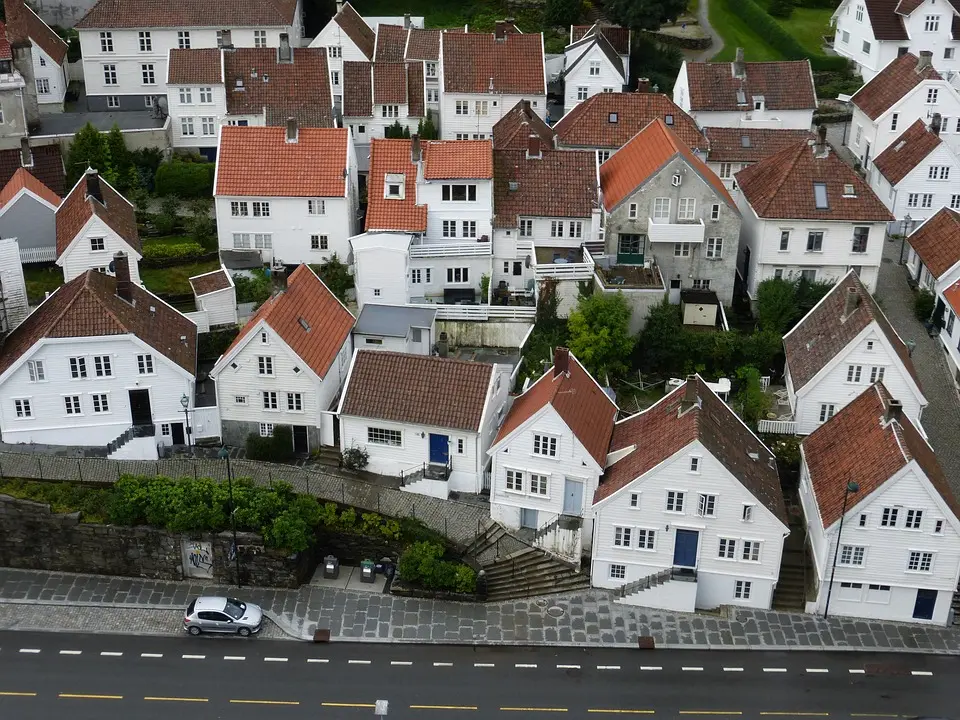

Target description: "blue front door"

left=913, top=589, right=938, bottom=620
left=673, top=529, right=699, bottom=568
left=429, top=434, right=449, bottom=464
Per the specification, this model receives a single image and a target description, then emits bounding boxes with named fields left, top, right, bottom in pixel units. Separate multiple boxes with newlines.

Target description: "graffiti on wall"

left=181, top=539, right=214, bottom=579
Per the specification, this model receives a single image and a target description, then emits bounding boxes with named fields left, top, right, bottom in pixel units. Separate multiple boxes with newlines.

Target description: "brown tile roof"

left=407, top=61, right=424, bottom=118
left=554, top=92, right=707, bottom=152
left=375, top=23, right=407, bottom=62
left=494, top=349, right=616, bottom=467
left=872, top=120, right=942, bottom=185
left=703, top=127, right=814, bottom=164
left=373, top=62, right=408, bottom=105
left=945, top=280, right=960, bottom=315
left=55, top=171, right=139, bottom=258
left=0, top=22, right=10, bottom=59
left=405, top=28, right=440, bottom=61
left=894, top=0, right=925, bottom=13
left=76, top=0, right=298, bottom=29
left=343, top=60, right=373, bottom=117
left=0, top=269, right=197, bottom=378
left=784, top=270, right=922, bottom=392
left=802, top=382, right=959, bottom=528
left=735, top=140, right=894, bottom=222
left=493, top=149, right=597, bottom=228
left=685, top=59, right=816, bottom=111
left=0, top=167, right=61, bottom=209
left=493, top=99, right=556, bottom=151
left=341, top=350, right=494, bottom=431
left=167, top=48, right=222, bottom=85
left=5, top=0, right=68, bottom=64
left=423, top=140, right=493, bottom=179
left=334, top=1, right=375, bottom=61
left=189, top=268, right=232, bottom=296
left=565, top=32, right=626, bottom=79
left=862, top=0, right=909, bottom=40
left=596, top=377, right=787, bottom=523
left=219, top=265, right=353, bottom=379
left=906, top=207, right=960, bottom=279
left=570, top=24, right=631, bottom=55
left=365, top=138, right=427, bottom=232
left=441, top=31, right=545, bottom=95
left=0, top=143, right=65, bottom=196
left=599, top=118, right=735, bottom=212
left=851, top=52, right=941, bottom=120
left=215, top=126, right=348, bottom=198
left=224, top=48, right=333, bottom=128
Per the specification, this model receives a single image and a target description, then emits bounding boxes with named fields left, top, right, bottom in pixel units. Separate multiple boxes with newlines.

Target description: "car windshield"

left=223, top=599, right=246, bottom=620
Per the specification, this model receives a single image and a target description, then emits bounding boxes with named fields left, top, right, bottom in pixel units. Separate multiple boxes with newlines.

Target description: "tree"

left=186, top=198, right=215, bottom=249
left=315, top=254, right=354, bottom=303
left=105, top=124, right=132, bottom=189
left=756, top=277, right=799, bottom=335
left=567, top=291, right=635, bottom=381
left=67, top=123, right=107, bottom=185
left=634, top=297, right=686, bottom=373
left=768, top=0, right=794, bottom=18
left=417, top=111, right=439, bottom=140
left=605, top=0, right=687, bottom=30
left=384, top=120, right=410, bottom=139
left=734, top=366, right=769, bottom=427
left=543, top=0, right=583, bottom=28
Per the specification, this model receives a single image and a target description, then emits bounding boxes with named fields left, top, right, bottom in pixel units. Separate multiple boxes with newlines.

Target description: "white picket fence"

left=757, top=419, right=798, bottom=435
left=19, top=246, right=56, bottom=264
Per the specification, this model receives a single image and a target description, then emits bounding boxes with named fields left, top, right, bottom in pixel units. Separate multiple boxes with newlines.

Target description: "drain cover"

left=547, top=606, right=565, bottom=618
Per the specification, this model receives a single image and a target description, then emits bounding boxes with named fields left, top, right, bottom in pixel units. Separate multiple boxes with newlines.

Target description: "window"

left=862, top=40, right=871, bottom=54
left=838, top=582, right=863, bottom=601
left=907, top=193, right=919, bottom=208
left=869, top=365, right=885, bottom=383
left=328, top=46, right=341, bottom=58
left=426, top=88, right=439, bottom=103
left=907, top=551, right=933, bottom=572
left=677, top=198, right=696, bottom=220
left=103, top=64, right=117, bottom=85
left=141, top=64, right=155, bottom=85
left=411, top=268, right=431, bottom=284
left=929, top=165, right=950, bottom=180
left=235, top=396, right=247, bottom=405
left=201, top=117, right=215, bottom=136
left=27, top=360, right=45, bottom=382
left=533, top=434, right=557, bottom=457
left=867, top=584, right=891, bottom=603
left=577, top=86, right=588, bottom=101
left=848, top=226, right=870, bottom=254
left=927, top=88, right=939, bottom=104
left=742, top=504, right=754, bottom=522
left=806, top=231, right=824, bottom=252
left=858, top=513, right=868, bottom=527
left=93, top=355, right=112, bottom=377
left=706, top=237, right=723, bottom=259
left=254, top=30, right=267, bottom=48
left=425, top=61, right=437, bottom=77
left=569, top=221, right=583, bottom=238
left=718, top=163, right=732, bottom=179
left=91, top=393, right=109, bottom=413
left=922, top=193, right=934, bottom=208
left=719, top=538, right=736, bottom=559
left=252, top=201, right=270, bottom=217
left=308, top=199, right=325, bottom=215
left=741, top=540, right=761, bottom=562
left=946, top=48, right=956, bottom=60
left=381, top=105, right=399, bottom=118
left=609, top=564, right=626, bottom=580
left=614, top=527, right=632, bottom=547
left=254, top=233, right=272, bottom=249
left=839, top=545, right=865, bottom=566
left=474, top=100, right=489, bottom=116
left=446, top=267, right=469, bottom=283
left=855, top=3, right=864, bottom=21
left=262, top=391, right=278, bottom=410
left=711, top=204, right=720, bottom=221
left=14, top=398, right=32, bottom=418
left=529, top=473, right=548, bottom=495
left=180, top=117, right=195, bottom=136
left=257, top=356, right=274, bottom=376
left=813, top=183, right=828, bottom=209
left=550, top=220, right=564, bottom=238
left=36, top=78, right=50, bottom=94
left=636, top=529, right=655, bottom=550
left=952, top=195, right=960, bottom=210
left=138, top=31, right=152, bottom=51
left=455, top=100, right=469, bottom=115
left=935, top=520, right=944, bottom=534
left=287, top=392, right=303, bottom=412
left=949, top=312, right=957, bottom=336
left=846, top=365, right=862, bottom=383
left=99, top=31, right=113, bottom=52
left=310, top=235, right=329, bottom=251
left=924, top=14, right=940, bottom=31
left=666, top=491, right=684, bottom=512
left=779, top=230, right=790, bottom=251
left=179, top=88, right=193, bottom=104
left=462, top=220, right=477, bottom=238
left=259, top=423, right=274, bottom=437
left=653, top=197, right=670, bottom=220
left=734, top=580, right=752, bottom=600
left=519, top=219, right=533, bottom=236
left=674, top=243, right=691, bottom=257
left=690, top=457, right=701, bottom=473
left=177, top=31, right=191, bottom=49
left=698, top=494, right=716, bottom=517
left=64, top=395, right=82, bottom=415
left=854, top=125, right=862, bottom=146
left=368, top=427, right=401, bottom=446
left=506, top=469, right=523, bottom=491
left=598, top=150, right=611, bottom=164
left=819, top=403, right=836, bottom=422
left=627, top=203, right=638, bottom=220
left=800, top=269, right=817, bottom=283
left=232, top=233, right=250, bottom=249
left=774, top=269, right=784, bottom=280
left=441, top=184, right=476, bottom=202
left=880, top=507, right=899, bottom=527
left=107, top=95, right=119, bottom=108
left=692, top=279, right=711, bottom=290
left=629, top=493, right=640, bottom=508
left=455, top=438, right=464, bottom=455
left=69, top=357, right=87, bottom=379
left=890, top=113, right=899, bottom=131
left=841, top=30, right=850, bottom=44
left=905, top=509, right=923, bottom=529
left=137, top=354, right=154, bottom=374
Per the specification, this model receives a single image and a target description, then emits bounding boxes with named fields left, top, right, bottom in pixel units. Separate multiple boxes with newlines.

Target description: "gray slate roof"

left=354, top=303, right=437, bottom=338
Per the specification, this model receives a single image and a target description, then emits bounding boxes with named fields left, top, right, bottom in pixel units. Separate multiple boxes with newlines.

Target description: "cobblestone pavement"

left=875, top=237, right=960, bottom=489
left=1, top=569, right=958, bottom=653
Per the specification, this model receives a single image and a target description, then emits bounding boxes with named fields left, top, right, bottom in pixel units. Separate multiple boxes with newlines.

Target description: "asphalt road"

left=0, top=630, right=956, bottom=719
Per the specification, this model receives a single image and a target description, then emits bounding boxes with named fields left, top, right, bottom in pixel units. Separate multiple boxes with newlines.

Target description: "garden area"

left=710, top=0, right=834, bottom=62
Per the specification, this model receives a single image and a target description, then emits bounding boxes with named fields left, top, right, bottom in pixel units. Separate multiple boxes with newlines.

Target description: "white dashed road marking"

left=306, top=658, right=329, bottom=664
left=640, top=666, right=662, bottom=671
left=682, top=667, right=704, bottom=672
left=264, top=657, right=289, bottom=663
left=182, top=654, right=205, bottom=660
left=515, top=664, right=537, bottom=669
left=557, top=665, right=581, bottom=670
left=912, top=671, right=934, bottom=676
left=433, top=662, right=453, bottom=667
left=474, top=663, right=495, bottom=668
left=59, top=650, right=82, bottom=655
left=723, top=668, right=744, bottom=672
left=598, top=665, right=621, bottom=671
left=100, top=652, right=123, bottom=657
left=762, top=668, right=787, bottom=673
left=19, top=649, right=40, bottom=654
left=849, top=669, right=866, bottom=674
left=806, top=669, right=829, bottom=674
left=391, top=661, right=413, bottom=666
left=140, top=653, right=163, bottom=658
left=223, top=656, right=246, bottom=661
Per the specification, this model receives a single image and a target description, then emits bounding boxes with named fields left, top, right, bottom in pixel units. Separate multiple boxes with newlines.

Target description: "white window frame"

left=665, top=490, right=685, bottom=513
left=839, top=544, right=866, bottom=567
left=532, top=433, right=558, bottom=457
left=368, top=427, right=402, bottom=446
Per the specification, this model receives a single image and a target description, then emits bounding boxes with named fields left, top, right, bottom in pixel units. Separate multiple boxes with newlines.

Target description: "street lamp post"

left=218, top=446, right=242, bottom=587
left=823, top=481, right=860, bottom=619
left=899, top=214, right=912, bottom=265
left=179, top=393, right=191, bottom=452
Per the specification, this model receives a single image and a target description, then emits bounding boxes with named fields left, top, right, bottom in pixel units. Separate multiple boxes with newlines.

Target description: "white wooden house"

left=309, top=1, right=376, bottom=78
left=55, top=170, right=142, bottom=285
left=562, top=24, right=628, bottom=110
left=338, top=349, right=510, bottom=498
left=780, top=270, right=926, bottom=435
left=210, top=264, right=354, bottom=452
left=4, top=0, right=69, bottom=112
left=188, top=267, right=237, bottom=331
left=0, top=166, right=61, bottom=264
left=800, top=382, right=960, bottom=625
left=214, top=123, right=359, bottom=267
left=593, top=376, right=789, bottom=612
left=352, top=304, right=436, bottom=354
left=0, top=255, right=200, bottom=457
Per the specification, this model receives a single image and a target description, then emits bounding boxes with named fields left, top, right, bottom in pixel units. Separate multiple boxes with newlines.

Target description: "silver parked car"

left=184, top=596, right=263, bottom=637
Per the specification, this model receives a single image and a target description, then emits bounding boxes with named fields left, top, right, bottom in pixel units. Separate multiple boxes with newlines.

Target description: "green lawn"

left=141, top=234, right=194, bottom=249
left=23, top=265, right=65, bottom=305
left=779, top=7, right=833, bottom=55
left=141, top=258, right=220, bottom=296
left=710, top=0, right=834, bottom=61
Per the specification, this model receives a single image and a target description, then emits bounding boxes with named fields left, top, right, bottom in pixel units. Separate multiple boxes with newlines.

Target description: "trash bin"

left=360, top=559, right=376, bottom=583
left=323, top=554, right=340, bottom=579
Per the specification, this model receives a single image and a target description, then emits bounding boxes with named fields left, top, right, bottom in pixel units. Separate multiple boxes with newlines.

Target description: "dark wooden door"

left=128, top=389, right=152, bottom=426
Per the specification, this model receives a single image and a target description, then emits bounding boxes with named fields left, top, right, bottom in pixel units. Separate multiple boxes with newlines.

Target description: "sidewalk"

left=1, top=569, right=958, bottom=653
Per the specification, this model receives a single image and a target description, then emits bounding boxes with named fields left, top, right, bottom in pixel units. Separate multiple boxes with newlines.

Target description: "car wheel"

left=188, top=626, right=202, bottom=636
left=238, top=627, right=251, bottom=637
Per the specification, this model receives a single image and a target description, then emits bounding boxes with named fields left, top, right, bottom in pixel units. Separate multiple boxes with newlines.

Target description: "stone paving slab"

left=1, top=569, right=958, bottom=653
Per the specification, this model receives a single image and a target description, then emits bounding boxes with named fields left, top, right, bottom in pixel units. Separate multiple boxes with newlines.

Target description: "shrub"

left=398, top=541, right=476, bottom=593
left=198, top=326, right=240, bottom=360
left=153, top=195, right=181, bottom=235
left=245, top=425, right=293, bottom=462
left=768, top=0, right=794, bottom=18
left=233, top=269, right=272, bottom=305
left=342, top=446, right=369, bottom=471
left=155, top=159, right=214, bottom=198
left=141, top=240, right=206, bottom=261
left=313, top=254, right=354, bottom=303
left=915, top=289, right=936, bottom=322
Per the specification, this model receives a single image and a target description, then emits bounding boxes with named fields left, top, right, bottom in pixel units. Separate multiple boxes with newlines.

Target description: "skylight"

left=298, top=317, right=311, bottom=332
left=843, top=183, right=856, bottom=197
left=740, top=135, right=751, bottom=148
left=813, top=182, right=829, bottom=209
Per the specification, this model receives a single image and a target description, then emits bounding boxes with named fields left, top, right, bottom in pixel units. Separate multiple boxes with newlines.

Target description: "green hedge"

left=155, top=160, right=215, bottom=198
left=398, top=542, right=476, bottom=593
left=141, top=240, right=206, bottom=262
left=246, top=425, right=294, bottom=462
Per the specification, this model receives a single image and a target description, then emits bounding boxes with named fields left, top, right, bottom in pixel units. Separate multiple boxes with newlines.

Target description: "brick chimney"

left=113, top=252, right=132, bottom=303
left=553, top=347, right=569, bottom=377
left=917, top=50, right=933, bottom=72
left=219, top=29, right=233, bottom=49
left=526, top=133, right=541, bottom=160
left=278, top=33, right=292, bottom=63
left=814, top=124, right=828, bottom=157
left=411, top=133, right=422, bottom=162
left=271, top=260, right=287, bottom=294
left=884, top=398, right=903, bottom=424
left=843, top=285, right=860, bottom=319
left=286, top=117, right=298, bottom=143
left=19, top=138, right=32, bottom=168
left=86, top=170, right=103, bottom=204
left=521, top=99, right=531, bottom=116
left=636, top=77, right=651, bottom=93
left=495, top=21, right=511, bottom=41
left=404, top=13, right=411, bottom=28
left=680, top=375, right=698, bottom=412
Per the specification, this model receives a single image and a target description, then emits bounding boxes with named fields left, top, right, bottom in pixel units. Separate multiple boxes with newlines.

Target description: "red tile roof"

left=599, top=118, right=734, bottom=212
left=944, top=280, right=960, bottom=315
left=493, top=99, right=556, bottom=151
left=341, top=350, right=494, bottom=431
left=334, top=1, right=375, bottom=61
left=0, top=269, right=197, bottom=378
left=570, top=24, right=631, bottom=55
left=493, top=148, right=597, bottom=228
left=343, top=60, right=373, bottom=117
left=365, top=138, right=427, bottom=232
left=596, top=377, right=787, bottom=522
left=373, top=62, right=408, bottom=105
left=0, top=167, right=61, bottom=209
left=906, top=207, right=960, bottom=279
left=872, top=120, right=943, bottom=185
left=405, top=27, right=440, bottom=61
left=555, top=92, right=707, bottom=152
left=494, top=349, right=616, bottom=467
left=219, top=265, right=353, bottom=379
left=189, top=268, right=232, bottom=296
left=684, top=59, right=816, bottom=112
left=0, top=22, right=12, bottom=60
left=703, top=127, right=814, bottom=164
left=167, top=48, right=222, bottom=85
left=735, top=139, right=894, bottom=221
left=55, top=171, right=139, bottom=258
left=76, top=0, right=298, bottom=28
left=4, top=0, right=68, bottom=64
left=215, top=126, right=348, bottom=198
left=851, top=52, right=941, bottom=121
left=423, top=140, right=493, bottom=179
left=802, top=382, right=958, bottom=528
left=784, top=270, right=922, bottom=392
left=375, top=23, right=407, bottom=62
left=441, top=31, right=545, bottom=95
left=0, top=143, right=65, bottom=196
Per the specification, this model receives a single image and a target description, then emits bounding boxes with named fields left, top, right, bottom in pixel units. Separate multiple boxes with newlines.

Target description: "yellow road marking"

left=0, top=691, right=37, bottom=697
left=144, top=696, right=209, bottom=703
left=679, top=712, right=742, bottom=716
left=500, top=708, right=568, bottom=713
left=849, top=715, right=902, bottom=718
left=410, top=705, right=478, bottom=710
left=587, top=710, right=656, bottom=714
left=59, top=693, right=123, bottom=700
left=322, top=702, right=377, bottom=708
left=230, top=699, right=300, bottom=706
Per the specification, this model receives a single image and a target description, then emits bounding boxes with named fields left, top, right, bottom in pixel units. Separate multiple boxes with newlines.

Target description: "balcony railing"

left=532, top=245, right=594, bottom=280
left=647, top=217, right=705, bottom=244
left=19, top=246, right=56, bottom=264
left=407, top=303, right=536, bottom=320
left=409, top=238, right=492, bottom=257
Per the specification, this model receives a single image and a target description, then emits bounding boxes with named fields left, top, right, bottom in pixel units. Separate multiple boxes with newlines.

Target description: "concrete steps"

left=772, top=531, right=808, bottom=612
left=482, top=547, right=591, bottom=602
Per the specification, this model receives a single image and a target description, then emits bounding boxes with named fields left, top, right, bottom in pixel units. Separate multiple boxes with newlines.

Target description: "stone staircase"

left=106, top=424, right=155, bottom=457
left=615, top=568, right=675, bottom=598
left=313, top=446, right=342, bottom=469
left=772, top=499, right=810, bottom=612
left=465, top=522, right=591, bottom=602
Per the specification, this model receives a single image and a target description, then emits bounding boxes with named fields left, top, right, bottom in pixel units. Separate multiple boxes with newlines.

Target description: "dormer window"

left=385, top=173, right=405, bottom=199
left=813, top=182, right=828, bottom=209
left=753, top=96, right=765, bottom=112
